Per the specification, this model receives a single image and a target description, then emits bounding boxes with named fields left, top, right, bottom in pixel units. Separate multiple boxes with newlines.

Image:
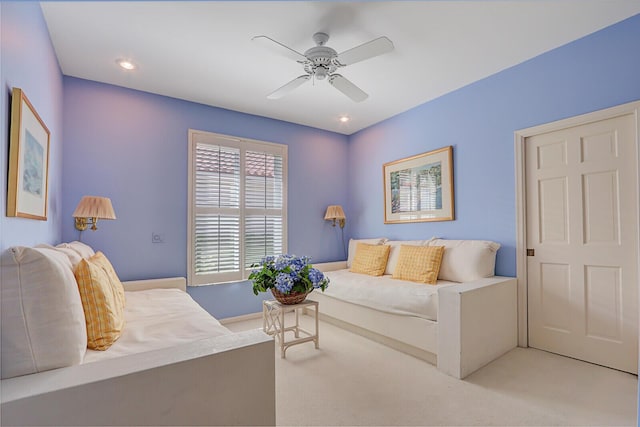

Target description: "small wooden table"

left=262, top=299, right=319, bottom=358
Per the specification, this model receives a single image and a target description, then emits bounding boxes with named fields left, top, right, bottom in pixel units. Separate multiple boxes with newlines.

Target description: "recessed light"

left=116, top=59, right=136, bottom=70
left=339, top=116, right=350, bottom=123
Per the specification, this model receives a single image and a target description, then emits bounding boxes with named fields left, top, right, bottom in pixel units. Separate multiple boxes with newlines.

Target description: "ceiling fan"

left=252, top=32, right=394, bottom=102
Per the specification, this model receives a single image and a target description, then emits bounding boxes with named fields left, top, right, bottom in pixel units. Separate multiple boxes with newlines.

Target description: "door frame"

left=514, top=100, right=640, bottom=347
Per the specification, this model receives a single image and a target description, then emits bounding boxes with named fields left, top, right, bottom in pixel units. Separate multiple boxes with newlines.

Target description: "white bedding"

left=319, top=269, right=458, bottom=321
left=83, top=288, right=231, bottom=364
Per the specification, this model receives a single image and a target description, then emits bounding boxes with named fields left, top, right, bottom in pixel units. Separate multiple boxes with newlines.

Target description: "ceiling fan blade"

left=336, top=36, right=394, bottom=66
left=267, top=75, right=311, bottom=99
left=252, top=35, right=306, bottom=63
left=329, top=74, right=368, bottom=102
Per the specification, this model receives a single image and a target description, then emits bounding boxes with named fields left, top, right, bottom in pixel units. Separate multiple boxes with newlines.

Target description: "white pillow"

left=54, top=243, right=84, bottom=268
left=428, top=239, right=500, bottom=282
left=1, top=247, right=87, bottom=379
left=58, top=241, right=95, bottom=260
left=384, top=240, right=430, bottom=275
left=36, top=243, right=83, bottom=269
left=347, top=238, right=388, bottom=268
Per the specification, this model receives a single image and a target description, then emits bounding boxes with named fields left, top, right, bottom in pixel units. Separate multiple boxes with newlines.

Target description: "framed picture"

left=7, top=88, right=50, bottom=220
left=383, top=146, right=454, bottom=223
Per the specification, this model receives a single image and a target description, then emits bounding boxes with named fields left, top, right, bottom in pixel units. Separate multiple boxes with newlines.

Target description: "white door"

left=526, top=113, right=638, bottom=374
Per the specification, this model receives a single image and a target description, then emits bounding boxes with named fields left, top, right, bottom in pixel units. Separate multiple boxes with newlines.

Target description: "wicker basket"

left=270, top=288, right=310, bottom=305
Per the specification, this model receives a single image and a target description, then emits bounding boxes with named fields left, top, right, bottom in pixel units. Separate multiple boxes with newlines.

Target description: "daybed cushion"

left=347, top=238, right=387, bottom=268
left=82, top=288, right=232, bottom=363
left=429, top=239, right=500, bottom=282
left=74, top=253, right=126, bottom=350
left=0, top=247, right=87, bottom=379
left=321, top=269, right=457, bottom=321
left=350, top=243, right=390, bottom=276
left=392, top=245, right=444, bottom=284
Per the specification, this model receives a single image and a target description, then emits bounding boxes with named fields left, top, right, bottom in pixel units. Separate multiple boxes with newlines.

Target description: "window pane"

left=195, top=215, right=240, bottom=274
left=196, top=143, right=240, bottom=208
left=245, top=151, right=283, bottom=209
left=245, top=215, right=283, bottom=268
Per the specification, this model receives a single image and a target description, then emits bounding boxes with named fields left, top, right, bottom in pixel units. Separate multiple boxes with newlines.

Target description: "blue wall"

left=60, top=77, right=349, bottom=318
left=0, top=2, right=64, bottom=251
left=348, top=13, right=640, bottom=278
left=2, top=2, right=639, bottom=324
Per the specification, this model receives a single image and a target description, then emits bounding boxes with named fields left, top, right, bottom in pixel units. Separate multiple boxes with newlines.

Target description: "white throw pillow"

left=1, top=247, right=87, bottom=379
left=58, top=241, right=95, bottom=260
left=36, top=243, right=83, bottom=269
left=384, top=240, right=430, bottom=275
left=428, top=239, right=500, bottom=282
left=54, top=243, right=84, bottom=268
left=347, top=238, right=387, bottom=268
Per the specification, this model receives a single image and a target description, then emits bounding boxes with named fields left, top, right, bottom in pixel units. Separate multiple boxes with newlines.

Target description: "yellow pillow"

left=350, top=243, right=391, bottom=276
left=91, top=252, right=126, bottom=308
left=392, top=245, right=444, bottom=284
left=74, top=255, right=125, bottom=350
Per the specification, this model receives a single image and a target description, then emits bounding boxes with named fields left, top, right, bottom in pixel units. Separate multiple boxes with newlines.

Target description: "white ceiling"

left=41, top=1, right=640, bottom=135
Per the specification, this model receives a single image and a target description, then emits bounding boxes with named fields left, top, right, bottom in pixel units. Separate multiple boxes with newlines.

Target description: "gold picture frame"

left=383, top=146, right=454, bottom=223
left=7, top=88, right=51, bottom=220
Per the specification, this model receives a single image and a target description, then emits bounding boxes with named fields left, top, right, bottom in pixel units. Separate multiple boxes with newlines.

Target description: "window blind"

left=189, top=131, right=287, bottom=285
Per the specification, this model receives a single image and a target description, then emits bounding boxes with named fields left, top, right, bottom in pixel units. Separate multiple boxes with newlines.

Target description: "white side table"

left=262, top=299, right=319, bottom=358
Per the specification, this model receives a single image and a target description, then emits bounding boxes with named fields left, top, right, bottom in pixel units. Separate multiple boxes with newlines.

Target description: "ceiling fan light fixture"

left=315, top=66, right=328, bottom=80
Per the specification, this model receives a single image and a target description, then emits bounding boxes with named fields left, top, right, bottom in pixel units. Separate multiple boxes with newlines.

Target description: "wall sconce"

left=72, top=196, right=116, bottom=231
left=324, top=205, right=346, bottom=228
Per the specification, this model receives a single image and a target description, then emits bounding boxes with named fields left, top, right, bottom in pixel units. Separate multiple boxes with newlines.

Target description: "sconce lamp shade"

left=324, top=205, right=346, bottom=228
left=73, top=196, right=116, bottom=231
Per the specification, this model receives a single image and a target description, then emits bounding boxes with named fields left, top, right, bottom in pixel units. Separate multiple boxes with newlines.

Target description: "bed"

left=309, top=238, right=518, bottom=379
left=0, top=244, right=275, bottom=426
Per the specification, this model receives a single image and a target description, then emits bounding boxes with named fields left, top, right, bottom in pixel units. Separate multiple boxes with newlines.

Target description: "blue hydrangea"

left=250, top=253, right=329, bottom=296
left=308, top=268, right=325, bottom=288
left=261, top=255, right=275, bottom=265
left=289, top=257, right=306, bottom=273
left=274, top=254, right=293, bottom=271
left=275, top=272, right=294, bottom=293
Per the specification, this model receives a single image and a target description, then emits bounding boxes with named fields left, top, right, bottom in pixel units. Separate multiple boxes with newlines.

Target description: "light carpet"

left=226, top=315, right=637, bottom=426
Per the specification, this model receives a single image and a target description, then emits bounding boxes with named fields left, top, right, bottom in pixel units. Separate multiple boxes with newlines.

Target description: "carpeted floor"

left=225, top=314, right=638, bottom=426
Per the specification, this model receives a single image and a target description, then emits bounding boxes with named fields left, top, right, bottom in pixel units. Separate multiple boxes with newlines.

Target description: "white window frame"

left=187, top=129, right=288, bottom=286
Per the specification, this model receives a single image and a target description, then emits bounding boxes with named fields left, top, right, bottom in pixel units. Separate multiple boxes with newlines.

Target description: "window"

left=188, top=130, right=287, bottom=285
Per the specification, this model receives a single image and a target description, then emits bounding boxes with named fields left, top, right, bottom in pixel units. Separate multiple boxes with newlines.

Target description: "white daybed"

left=0, top=243, right=275, bottom=426
left=310, top=238, right=517, bottom=379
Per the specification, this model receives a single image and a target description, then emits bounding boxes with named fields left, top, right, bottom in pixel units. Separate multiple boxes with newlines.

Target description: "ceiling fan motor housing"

left=303, top=45, right=338, bottom=79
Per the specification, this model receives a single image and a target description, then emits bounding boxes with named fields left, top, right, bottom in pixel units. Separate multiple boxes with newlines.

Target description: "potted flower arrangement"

left=250, top=254, right=329, bottom=305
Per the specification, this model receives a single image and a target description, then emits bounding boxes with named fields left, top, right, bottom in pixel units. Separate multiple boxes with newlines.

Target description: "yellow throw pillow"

left=91, top=252, right=126, bottom=309
left=350, top=243, right=391, bottom=276
left=74, top=255, right=125, bottom=350
left=392, top=245, right=445, bottom=284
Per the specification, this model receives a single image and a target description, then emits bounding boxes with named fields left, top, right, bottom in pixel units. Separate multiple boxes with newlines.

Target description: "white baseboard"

left=219, top=311, right=262, bottom=325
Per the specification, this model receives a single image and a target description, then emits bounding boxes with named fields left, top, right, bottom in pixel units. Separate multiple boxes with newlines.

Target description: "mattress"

left=318, top=269, right=458, bottom=321
left=83, top=288, right=231, bottom=364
